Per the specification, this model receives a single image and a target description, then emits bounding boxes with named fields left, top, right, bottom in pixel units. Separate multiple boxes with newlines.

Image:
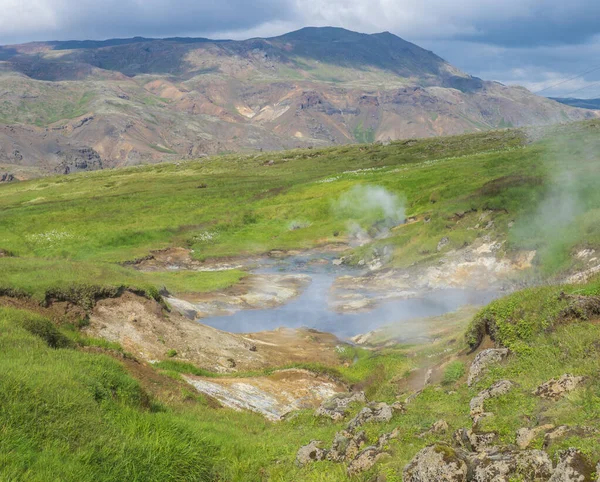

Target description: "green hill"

left=1, top=120, right=600, bottom=480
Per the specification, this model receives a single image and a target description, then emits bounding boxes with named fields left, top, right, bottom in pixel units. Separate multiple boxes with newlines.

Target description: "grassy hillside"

left=1, top=121, right=600, bottom=480
left=1, top=120, right=600, bottom=291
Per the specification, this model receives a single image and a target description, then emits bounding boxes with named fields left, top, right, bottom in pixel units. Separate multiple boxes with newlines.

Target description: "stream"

left=199, top=252, right=499, bottom=339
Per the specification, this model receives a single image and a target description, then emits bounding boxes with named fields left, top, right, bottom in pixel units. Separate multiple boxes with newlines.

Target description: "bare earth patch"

left=184, top=369, right=346, bottom=421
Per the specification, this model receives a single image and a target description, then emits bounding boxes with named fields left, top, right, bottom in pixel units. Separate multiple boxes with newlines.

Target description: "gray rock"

left=470, top=447, right=553, bottom=482
left=296, top=440, right=328, bottom=466
left=328, top=430, right=366, bottom=463
left=420, top=420, right=449, bottom=438
left=470, top=380, right=514, bottom=419
left=315, top=391, right=366, bottom=421
left=437, top=237, right=450, bottom=252
left=549, top=448, right=595, bottom=482
left=515, top=424, right=555, bottom=449
left=452, top=428, right=497, bottom=452
left=347, top=446, right=388, bottom=476
left=534, top=374, right=586, bottom=400
left=403, top=445, right=468, bottom=482
left=468, top=349, right=510, bottom=386
left=347, top=402, right=394, bottom=432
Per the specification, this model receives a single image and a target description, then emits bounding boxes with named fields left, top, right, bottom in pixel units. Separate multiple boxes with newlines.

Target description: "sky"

left=2, top=0, right=600, bottom=98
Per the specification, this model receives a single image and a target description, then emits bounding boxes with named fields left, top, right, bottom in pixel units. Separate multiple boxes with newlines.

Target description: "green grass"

left=0, top=257, right=246, bottom=304
left=0, top=307, right=216, bottom=481
left=2, top=121, right=600, bottom=480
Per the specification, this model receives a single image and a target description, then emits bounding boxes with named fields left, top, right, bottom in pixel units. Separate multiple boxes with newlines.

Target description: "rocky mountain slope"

left=0, top=27, right=596, bottom=177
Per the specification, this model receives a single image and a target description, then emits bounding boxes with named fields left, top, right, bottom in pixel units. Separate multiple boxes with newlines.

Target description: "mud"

left=84, top=291, right=346, bottom=373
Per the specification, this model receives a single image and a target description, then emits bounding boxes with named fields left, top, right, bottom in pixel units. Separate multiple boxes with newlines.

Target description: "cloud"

left=0, top=0, right=292, bottom=43
left=1, top=0, right=600, bottom=97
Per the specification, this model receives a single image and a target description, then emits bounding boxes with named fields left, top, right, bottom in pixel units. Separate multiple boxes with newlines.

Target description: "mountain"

left=0, top=27, right=596, bottom=176
left=551, top=97, right=600, bottom=110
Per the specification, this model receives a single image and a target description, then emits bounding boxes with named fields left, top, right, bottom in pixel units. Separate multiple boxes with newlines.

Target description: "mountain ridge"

left=0, top=27, right=596, bottom=177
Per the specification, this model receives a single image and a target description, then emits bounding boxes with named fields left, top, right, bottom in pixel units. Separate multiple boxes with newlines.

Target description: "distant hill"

left=551, top=97, right=600, bottom=110
left=0, top=27, right=596, bottom=175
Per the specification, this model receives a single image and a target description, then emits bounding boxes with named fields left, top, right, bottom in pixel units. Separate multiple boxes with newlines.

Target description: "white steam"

left=334, top=185, right=406, bottom=245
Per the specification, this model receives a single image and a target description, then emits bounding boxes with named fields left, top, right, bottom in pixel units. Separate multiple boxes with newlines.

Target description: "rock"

left=347, top=446, right=388, bottom=476
left=347, top=402, right=394, bottom=432
left=437, top=237, right=450, bottom=252
left=515, top=424, right=555, bottom=449
left=468, top=348, right=510, bottom=386
left=452, top=428, right=497, bottom=452
left=549, top=448, right=595, bottom=482
left=468, top=430, right=498, bottom=452
left=296, top=440, right=328, bottom=466
left=328, top=430, right=366, bottom=462
left=0, top=173, right=15, bottom=182
left=376, top=428, right=400, bottom=448
left=470, top=447, right=553, bottom=482
left=315, top=391, right=366, bottom=421
left=420, top=420, right=449, bottom=438
left=534, top=374, right=586, bottom=400
left=403, top=445, right=469, bottom=482
left=470, top=380, right=513, bottom=419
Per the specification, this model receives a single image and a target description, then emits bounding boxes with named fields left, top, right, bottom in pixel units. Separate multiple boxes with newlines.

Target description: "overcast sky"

left=2, top=0, right=600, bottom=98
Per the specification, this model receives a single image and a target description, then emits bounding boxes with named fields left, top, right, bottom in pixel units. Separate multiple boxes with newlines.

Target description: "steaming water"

left=199, top=253, right=499, bottom=339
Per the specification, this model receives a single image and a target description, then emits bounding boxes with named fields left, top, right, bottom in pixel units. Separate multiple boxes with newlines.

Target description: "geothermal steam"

left=334, top=185, right=406, bottom=245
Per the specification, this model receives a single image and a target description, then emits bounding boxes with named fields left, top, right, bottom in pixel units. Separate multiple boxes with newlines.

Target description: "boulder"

left=468, top=348, right=510, bottom=386
left=347, top=446, right=388, bottom=477
left=315, top=391, right=366, bottom=421
left=420, top=420, right=449, bottom=438
left=347, top=402, right=394, bottom=432
left=296, top=440, right=328, bottom=466
left=470, top=447, right=553, bottom=482
left=549, top=448, right=595, bottom=482
left=403, top=445, right=469, bottom=482
left=452, top=428, right=497, bottom=452
left=515, top=424, right=555, bottom=449
left=328, top=430, right=366, bottom=463
left=470, top=380, right=513, bottom=419
left=534, top=374, right=586, bottom=400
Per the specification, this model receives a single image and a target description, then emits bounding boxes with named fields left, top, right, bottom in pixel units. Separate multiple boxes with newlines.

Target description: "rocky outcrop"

left=470, top=380, right=513, bottom=421
left=515, top=424, right=555, bottom=449
left=296, top=440, right=328, bottom=466
left=347, top=446, right=388, bottom=477
left=347, top=402, right=396, bottom=432
left=543, top=426, right=598, bottom=449
left=549, top=448, right=595, bottom=482
left=453, top=428, right=498, bottom=453
left=468, top=348, right=510, bottom=386
left=420, top=420, right=449, bottom=438
left=315, top=391, right=366, bottom=421
left=403, top=445, right=469, bottom=482
left=534, top=374, right=586, bottom=400
left=405, top=444, right=555, bottom=481
left=470, top=447, right=553, bottom=482
left=328, top=430, right=366, bottom=462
